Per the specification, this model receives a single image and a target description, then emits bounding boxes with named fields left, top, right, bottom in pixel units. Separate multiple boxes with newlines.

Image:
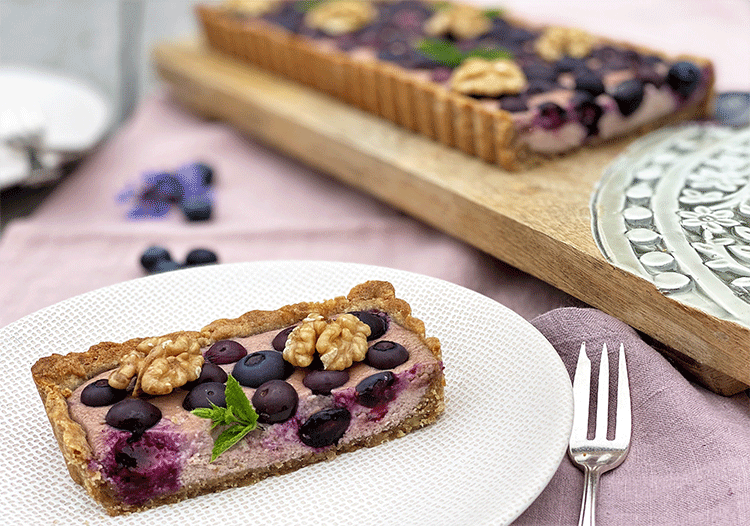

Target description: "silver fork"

left=568, top=343, right=631, bottom=526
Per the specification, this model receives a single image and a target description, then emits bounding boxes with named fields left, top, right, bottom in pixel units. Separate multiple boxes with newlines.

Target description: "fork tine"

left=570, top=343, right=591, bottom=442
left=613, top=343, right=631, bottom=446
left=595, top=343, right=610, bottom=439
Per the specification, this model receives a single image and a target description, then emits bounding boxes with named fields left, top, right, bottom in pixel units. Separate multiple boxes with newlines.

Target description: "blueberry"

left=182, top=362, right=228, bottom=390
left=140, top=245, right=171, bottom=272
left=299, top=407, right=351, bottom=448
left=667, top=61, right=701, bottom=97
left=182, top=382, right=227, bottom=411
left=302, top=370, right=350, bottom=395
left=185, top=248, right=218, bottom=267
left=192, top=162, right=214, bottom=186
left=355, top=371, right=397, bottom=408
left=181, top=195, right=212, bottom=221
left=271, top=326, right=296, bottom=352
left=613, top=79, right=645, bottom=117
left=105, top=398, right=162, bottom=441
left=350, top=311, right=388, bottom=340
left=537, top=102, right=567, bottom=130
left=522, top=63, right=558, bottom=83
left=154, top=174, right=184, bottom=204
left=205, top=340, right=248, bottom=365
left=232, top=350, right=293, bottom=388
left=365, top=340, right=409, bottom=369
left=575, top=72, right=605, bottom=97
left=500, top=96, right=529, bottom=112
left=526, top=78, right=555, bottom=95
left=251, top=380, right=299, bottom=423
left=554, top=56, right=588, bottom=75
left=572, top=91, right=603, bottom=136
left=150, top=259, right=182, bottom=274
left=81, top=378, right=128, bottom=407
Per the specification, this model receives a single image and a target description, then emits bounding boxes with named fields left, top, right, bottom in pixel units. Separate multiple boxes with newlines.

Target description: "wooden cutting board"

left=154, top=40, right=749, bottom=395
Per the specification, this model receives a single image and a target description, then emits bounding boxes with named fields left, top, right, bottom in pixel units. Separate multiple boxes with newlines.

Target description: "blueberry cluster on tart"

left=31, top=281, right=444, bottom=516
left=196, top=0, right=714, bottom=170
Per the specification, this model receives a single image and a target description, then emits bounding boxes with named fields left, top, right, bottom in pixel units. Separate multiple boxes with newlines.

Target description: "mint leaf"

left=211, top=424, right=255, bottom=462
left=295, top=0, right=322, bottom=12
left=416, top=38, right=514, bottom=69
left=225, top=375, right=258, bottom=426
left=465, top=47, right=512, bottom=61
left=484, top=8, right=505, bottom=19
left=190, top=374, right=259, bottom=461
left=416, top=38, right=465, bottom=68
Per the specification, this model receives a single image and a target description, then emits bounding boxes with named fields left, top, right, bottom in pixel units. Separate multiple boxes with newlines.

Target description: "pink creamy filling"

left=68, top=321, right=442, bottom=504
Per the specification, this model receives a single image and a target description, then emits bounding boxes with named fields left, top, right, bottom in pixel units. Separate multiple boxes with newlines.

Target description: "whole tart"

left=31, top=280, right=445, bottom=516
left=196, top=0, right=715, bottom=170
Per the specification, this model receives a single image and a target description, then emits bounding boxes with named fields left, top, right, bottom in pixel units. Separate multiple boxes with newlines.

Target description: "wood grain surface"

left=155, top=41, right=749, bottom=395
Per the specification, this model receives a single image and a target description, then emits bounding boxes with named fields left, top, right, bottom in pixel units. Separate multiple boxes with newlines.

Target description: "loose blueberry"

left=150, top=259, right=182, bottom=274
left=251, top=380, right=298, bottom=423
left=182, top=362, right=228, bottom=390
left=666, top=61, right=701, bottom=97
left=612, top=79, right=645, bottom=117
left=303, top=370, right=350, bottom=395
left=193, top=162, right=214, bottom=186
left=271, top=326, right=296, bottom=352
left=205, top=340, right=248, bottom=365
left=181, top=195, right=212, bottom=221
left=355, top=371, right=397, bottom=408
left=232, top=350, right=293, bottom=388
left=350, top=310, right=388, bottom=340
left=105, top=398, right=162, bottom=441
left=185, top=248, right=218, bottom=267
left=182, top=382, right=227, bottom=411
left=299, top=407, right=351, bottom=448
left=81, top=378, right=128, bottom=407
left=537, top=102, right=567, bottom=130
left=154, top=174, right=184, bottom=204
left=140, top=246, right=172, bottom=272
left=575, top=72, right=605, bottom=97
left=365, top=340, right=409, bottom=369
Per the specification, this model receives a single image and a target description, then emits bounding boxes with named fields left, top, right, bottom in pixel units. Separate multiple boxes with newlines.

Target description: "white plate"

left=0, top=65, right=112, bottom=189
left=2, top=261, right=573, bottom=525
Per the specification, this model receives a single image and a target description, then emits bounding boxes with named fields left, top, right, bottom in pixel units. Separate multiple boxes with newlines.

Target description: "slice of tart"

left=31, top=280, right=445, bottom=516
left=196, top=0, right=715, bottom=170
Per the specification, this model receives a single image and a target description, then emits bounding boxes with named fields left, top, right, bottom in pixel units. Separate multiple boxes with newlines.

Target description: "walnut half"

left=108, top=334, right=204, bottom=396
left=534, top=26, right=595, bottom=62
left=424, top=4, right=492, bottom=40
left=283, top=313, right=328, bottom=367
left=305, top=0, right=377, bottom=36
left=316, top=314, right=370, bottom=370
left=450, top=57, right=527, bottom=97
left=224, top=0, right=281, bottom=17
left=283, top=313, right=371, bottom=371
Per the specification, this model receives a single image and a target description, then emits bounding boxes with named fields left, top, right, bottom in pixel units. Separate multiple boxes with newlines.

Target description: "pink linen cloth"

left=519, top=308, right=750, bottom=525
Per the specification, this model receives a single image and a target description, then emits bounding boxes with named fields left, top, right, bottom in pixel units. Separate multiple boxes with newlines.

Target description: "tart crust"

left=196, top=1, right=715, bottom=171
left=31, top=280, right=444, bottom=515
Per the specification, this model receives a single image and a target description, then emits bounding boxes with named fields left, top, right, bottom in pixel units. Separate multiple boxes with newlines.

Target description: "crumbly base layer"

left=31, top=281, right=445, bottom=516
left=196, top=2, right=715, bottom=171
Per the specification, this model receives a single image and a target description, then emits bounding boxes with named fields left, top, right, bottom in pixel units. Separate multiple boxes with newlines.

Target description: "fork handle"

left=578, top=465, right=602, bottom=526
